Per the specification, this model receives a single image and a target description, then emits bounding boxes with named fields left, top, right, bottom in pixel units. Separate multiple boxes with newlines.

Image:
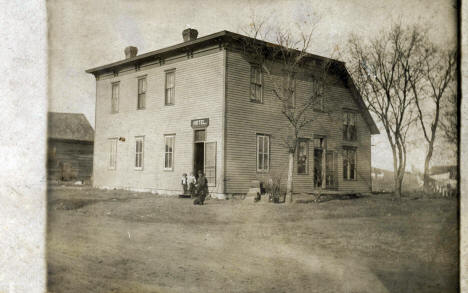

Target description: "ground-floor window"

left=108, top=138, right=117, bottom=170
left=297, top=139, right=309, bottom=174
left=135, top=136, right=144, bottom=170
left=164, top=135, right=175, bottom=170
left=256, top=134, right=270, bottom=172
left=343, top=147, right=357, bottom=180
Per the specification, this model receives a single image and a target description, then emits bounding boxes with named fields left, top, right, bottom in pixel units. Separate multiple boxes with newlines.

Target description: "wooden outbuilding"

left=47, top=112, right=94, bottom=182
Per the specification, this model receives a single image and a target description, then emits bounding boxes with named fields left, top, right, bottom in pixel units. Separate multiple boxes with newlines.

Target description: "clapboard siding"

left=47, top=139, right=93, bottom=180
left=94, top=48, right=225, bottom=194
left=225, top=50, right=372, bottom=194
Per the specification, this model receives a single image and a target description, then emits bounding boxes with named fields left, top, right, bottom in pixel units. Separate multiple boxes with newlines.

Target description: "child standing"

left=187, top=172, right=196, bottom=197
left=181, top=173, right=188, bottom=194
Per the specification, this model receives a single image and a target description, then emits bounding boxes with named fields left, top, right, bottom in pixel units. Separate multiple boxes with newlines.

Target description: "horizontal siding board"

left=225, top=50, right=372, bottom=194
left=47, top=140, right=93, bottom=180
left=94, top=51, right=225, bottom=194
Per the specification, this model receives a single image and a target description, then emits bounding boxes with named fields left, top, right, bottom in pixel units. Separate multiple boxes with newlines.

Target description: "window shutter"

left=204, top=142, right=216, bottom=187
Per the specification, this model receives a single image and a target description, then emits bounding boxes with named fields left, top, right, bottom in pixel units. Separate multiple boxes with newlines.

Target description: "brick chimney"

left=124, top=46, right=138, bottom=59
left=182, top=28, right=198, bottom=42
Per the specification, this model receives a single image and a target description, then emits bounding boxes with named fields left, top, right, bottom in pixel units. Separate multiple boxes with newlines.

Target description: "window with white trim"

left=164, top=135, right=175, bottom=170
left=108, top=138, right=117, bottom=170
left=283, top=73, right=296, bottom=108
left=256, top=134, right=270, bottom=172
left=165, top=70, right=175, bottom=105
left=137, top=77, right=146, bottom=109
left=297, top=139, right=309, bottom=174
left=250, top=65, right=263, bottom=102
left=343, top=147, right=357, bottom=180
left=111, top=82, right=119, bottom=113
left=343, top=111, right=357, bottom=141
left=135, top=136, right=144, bottom=170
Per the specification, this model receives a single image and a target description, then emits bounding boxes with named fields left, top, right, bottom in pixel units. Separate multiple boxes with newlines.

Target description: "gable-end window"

left=164, top=135, right=175, bottom=170
left=111, top=82, right=119, bottom=113
left=312, top=80, right=325, bottom=112
left=343, top=111, right=357, bottom=141
left=343, top=147, right=357, bottom=180
left=135, top=136, right=144, bottom=170
left=108, top=138, right=117, bottom=170
left=250, top=65, right=263, bottom=102
left=283, top=73, right=296, bottom=108
left=297, top=139, right=309, bottom=174
left=165, top=70, right=175, bottom=105
left=137, top=77, right=146, bottom=109
left=256, top=134, right=270, bottom=172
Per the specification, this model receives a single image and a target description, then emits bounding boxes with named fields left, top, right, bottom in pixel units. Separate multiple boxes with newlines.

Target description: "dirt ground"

left=47, top=185, right=458, bottom=293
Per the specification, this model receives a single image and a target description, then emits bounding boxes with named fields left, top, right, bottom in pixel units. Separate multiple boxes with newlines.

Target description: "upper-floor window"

left=111, top=82, right=119, bottom=113
left=165, top=70, right=175, bottom=105
left=343, top=147, right=357, bottom=180
left=283, top=73, right=296, bottom=108
left=343, top=111, right=357, bottom=141
left=135, top=136, right=144, bottom=170
left=256, top=134, right=270, bottom=172
left=297, top=139, right=309, bottom=174
left=164, top=135, right=175, bottom=170
left=312, top=79, right=325, bottom=112
left=250, top=65, right=263, bottom=103
left=137, top=77, right=146, bottom=109
left=108, top=138, right=117, bottom=170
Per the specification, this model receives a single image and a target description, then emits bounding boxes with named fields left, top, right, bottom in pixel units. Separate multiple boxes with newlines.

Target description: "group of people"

left=181, top=170, right=208, bottom=205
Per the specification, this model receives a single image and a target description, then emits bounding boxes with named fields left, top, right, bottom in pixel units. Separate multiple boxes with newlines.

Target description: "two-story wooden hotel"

left=86, top=28, right=379, bottom=197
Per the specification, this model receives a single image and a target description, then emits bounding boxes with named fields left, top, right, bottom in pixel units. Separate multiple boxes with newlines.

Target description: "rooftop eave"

left=85, top=30, right=343, bottom=76
left=85, top=31, right=229, bottom=75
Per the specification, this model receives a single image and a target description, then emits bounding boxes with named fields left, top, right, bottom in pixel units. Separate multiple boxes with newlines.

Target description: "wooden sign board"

left=191, top=118, right=209, bottom=129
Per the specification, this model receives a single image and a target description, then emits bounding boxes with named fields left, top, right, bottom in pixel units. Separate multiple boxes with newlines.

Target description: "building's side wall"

left=93, top=48, right=225, bottom=194
left=225, top=50, right=372, bottom=194
left=47, top=139, right=94, bottom=181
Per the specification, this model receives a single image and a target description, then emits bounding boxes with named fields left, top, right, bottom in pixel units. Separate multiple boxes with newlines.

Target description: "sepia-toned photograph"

left=45, top=0, right=459, bottom=292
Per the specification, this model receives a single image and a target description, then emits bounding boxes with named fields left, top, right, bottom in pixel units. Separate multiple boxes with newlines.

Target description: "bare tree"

left=409, top=44, right=456, bottom=192
left=240, top=17, right=331, bottom=203
left=440, top=90, right=458, bottom=146
left=346, top=24, right=422, bottom=198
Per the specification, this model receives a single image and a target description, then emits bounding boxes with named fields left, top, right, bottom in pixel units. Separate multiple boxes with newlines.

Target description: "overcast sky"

left=47, top=0, right=457, bottom=171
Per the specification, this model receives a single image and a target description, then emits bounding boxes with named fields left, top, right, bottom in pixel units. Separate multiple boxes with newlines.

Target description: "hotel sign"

left=191, top=118, right=209, bottom=129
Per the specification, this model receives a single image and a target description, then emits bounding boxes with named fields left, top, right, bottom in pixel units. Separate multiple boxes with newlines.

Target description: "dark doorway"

left=314, top=149, right=323, bottom=188
left=193, top=130, right=206, bottom=178
left=194, top=143, right=204, bottom=177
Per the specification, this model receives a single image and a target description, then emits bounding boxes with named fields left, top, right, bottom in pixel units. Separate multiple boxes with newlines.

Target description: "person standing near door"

left=193, top=170, right=208, bottom=205
left=187, top=172, right=197, bottom=197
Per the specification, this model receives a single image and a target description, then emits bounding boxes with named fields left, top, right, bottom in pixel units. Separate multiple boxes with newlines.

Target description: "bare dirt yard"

left=47, top=185, right=458, bottom=293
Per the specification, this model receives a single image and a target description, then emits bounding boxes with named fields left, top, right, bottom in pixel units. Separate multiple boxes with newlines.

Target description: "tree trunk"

left=286, top=151, right=294, bottom=203
left=391, top=145, right=400, bottom=198
left=423, top=147, right=433, bottom=194
left=395, top=172, right=403, bottom=198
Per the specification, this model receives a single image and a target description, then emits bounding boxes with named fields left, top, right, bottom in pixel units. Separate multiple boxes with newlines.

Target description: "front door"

left=325, top=151, right=337, bottom=189
left=314, top=148, right=323, bottom=188
left=193, top=130, right=216, bottom=187
left=313, top=136, right=337, bottom=189
left=193, top=130, right=205, bottom=178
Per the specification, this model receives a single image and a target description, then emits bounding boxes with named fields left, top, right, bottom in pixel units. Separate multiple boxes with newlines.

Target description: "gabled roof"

left=48, top=112, right=94, bottom=142
left=85, top=30, right=379, bottom=135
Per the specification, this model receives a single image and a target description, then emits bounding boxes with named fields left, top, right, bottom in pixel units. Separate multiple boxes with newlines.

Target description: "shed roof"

left=48, top=112, right=94, bottom=142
